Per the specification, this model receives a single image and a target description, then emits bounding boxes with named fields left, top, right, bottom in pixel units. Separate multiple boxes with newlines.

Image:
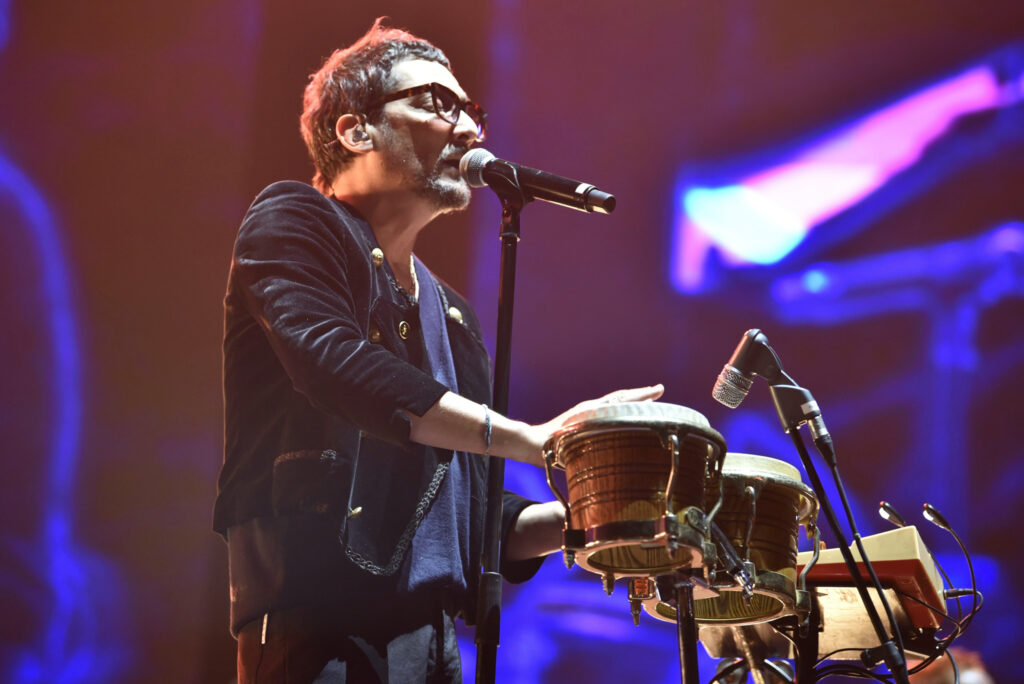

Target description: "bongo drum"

left=543, top=402, right=726, bottom=585
left=644, top=452, right=818, bottom=625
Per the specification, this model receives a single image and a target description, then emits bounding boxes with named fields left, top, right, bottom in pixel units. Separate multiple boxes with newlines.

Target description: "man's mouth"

left=439, top=157, right=463, bottom=178
left=442, top=149, right=469, bottom=169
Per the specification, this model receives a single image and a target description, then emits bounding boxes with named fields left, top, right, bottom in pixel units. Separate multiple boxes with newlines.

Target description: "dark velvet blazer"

left=215, top=181, right=540, bottom=634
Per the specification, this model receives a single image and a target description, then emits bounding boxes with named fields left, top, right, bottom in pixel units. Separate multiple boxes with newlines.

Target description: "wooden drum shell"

left=698, top=453, right=817, bottom=624
left=545, top=403, right=726, bottom=579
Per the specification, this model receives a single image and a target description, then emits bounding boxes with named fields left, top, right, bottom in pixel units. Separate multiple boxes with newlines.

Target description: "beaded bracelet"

left=482, top=403, right=492, bottom=457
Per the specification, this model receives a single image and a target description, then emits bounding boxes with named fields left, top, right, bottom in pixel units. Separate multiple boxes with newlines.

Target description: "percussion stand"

left=793, top=590, right=820, bottom=683
left=670, top=570, right=702, bottom=684
left=771, top=383, right=909, bottom=684
left=475, top=167, right=530, bottom=684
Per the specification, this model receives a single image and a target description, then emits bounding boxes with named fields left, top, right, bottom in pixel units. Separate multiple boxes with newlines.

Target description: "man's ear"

left=335, top=114, right=373, bottom=154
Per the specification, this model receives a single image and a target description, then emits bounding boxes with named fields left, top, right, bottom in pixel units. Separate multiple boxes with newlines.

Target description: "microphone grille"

left=712, top=365, right=754, bottom=409
left=459, top=148, right=495, bottom=188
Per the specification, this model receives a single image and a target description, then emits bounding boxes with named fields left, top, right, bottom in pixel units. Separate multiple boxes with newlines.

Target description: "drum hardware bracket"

left=542, top=449, right=570, bottom=524
left=741, top=482, right=763, bottom=562
left=709, top=519, right=758, bottom=602
left=662, top=433, right=681, bottom=522
left=797, top=525, right=822, bottom=603
left=562, top=549, right=575, bottom=570
left=793, top=589, right=812, bottom=631
left=543, top=448, right=579, bottom=570
left=683, top=506, right=706, bottom=533
left=705, top=473, right=726, bottom=530
left=628, top=577, right=657, bottom=626
left=560, top=529, right=585, bottom=569
left=602, top=572, right=615, bottom=595
left=664, top=512, right=680, bottom=555
left=702, top=542, right=719, bottom=586
left=741, top=562, right=757, bottom=604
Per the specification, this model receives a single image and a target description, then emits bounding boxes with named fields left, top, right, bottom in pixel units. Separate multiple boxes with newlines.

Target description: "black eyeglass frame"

left=369, top=82, right=487, bottom=141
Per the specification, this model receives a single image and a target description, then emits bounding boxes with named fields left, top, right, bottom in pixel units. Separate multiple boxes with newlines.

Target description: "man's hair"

left=300, top=17, right=450, bottom=194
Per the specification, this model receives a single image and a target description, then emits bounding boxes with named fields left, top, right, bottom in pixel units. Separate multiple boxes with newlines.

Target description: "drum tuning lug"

left=702, top=540, right=718, bottom=566
left=562, top=549, right=575, bottom=569
left=664, top=513, right=679, bottom=554
left=628, top=577, right=655, bottom=597
left=629, top=599, right=641, bottom=625
left=602, top=573, right=615, bottom=595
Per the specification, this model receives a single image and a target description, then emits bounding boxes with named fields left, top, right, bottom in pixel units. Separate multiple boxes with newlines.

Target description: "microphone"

left=711, top=329, right=778, bottom=408
left=877, top=501, right=908, bottom=528
left=459, top=148, right=616, bottom=214
left=921, top=503, right=953, bottom=532
left=712, top=329, right=835, bottom=462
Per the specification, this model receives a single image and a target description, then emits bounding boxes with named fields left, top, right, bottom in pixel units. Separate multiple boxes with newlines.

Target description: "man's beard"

left=414, top=146, right=471, bottom=212
left=378, top=125, right=471, bottom=212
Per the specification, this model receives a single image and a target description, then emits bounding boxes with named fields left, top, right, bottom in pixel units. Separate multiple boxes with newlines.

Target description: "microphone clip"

left=486, top=160, right=531, bottom=212
left=769, top=383, right=836, bottom=466
left=767, top=383, right=817, bottom=430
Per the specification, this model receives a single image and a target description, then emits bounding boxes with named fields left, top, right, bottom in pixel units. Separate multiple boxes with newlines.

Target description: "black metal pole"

left=784, top=426, right=908, bottom=684
left=674, top=572, right=701, bottom=684
left=475, top=194, right=524, bottom=684
left=795, top=591, right=820, bottom=682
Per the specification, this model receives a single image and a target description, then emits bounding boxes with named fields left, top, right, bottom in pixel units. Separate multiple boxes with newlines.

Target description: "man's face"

left=375, top=59, right=480, bottom=213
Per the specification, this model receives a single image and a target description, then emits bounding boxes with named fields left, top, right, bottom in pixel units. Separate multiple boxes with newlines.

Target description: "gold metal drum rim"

left=572, top=534, right=704, bottom=578
left=643, top=570, right=799, bottom=626
left=712, top=452, right=819, bottom=523
left=649, top=594, right=789, bottom=626
left=693, top=570, right=797, bottom=625
left=566, top=511, right=707, bottom=577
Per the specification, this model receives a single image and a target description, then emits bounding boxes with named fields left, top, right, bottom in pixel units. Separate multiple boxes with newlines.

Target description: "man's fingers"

left=604, top=384, right=664, bottom=403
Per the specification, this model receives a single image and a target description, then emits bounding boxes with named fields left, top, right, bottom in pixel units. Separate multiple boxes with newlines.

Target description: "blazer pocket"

left=271, top=449, right=354, bottom=518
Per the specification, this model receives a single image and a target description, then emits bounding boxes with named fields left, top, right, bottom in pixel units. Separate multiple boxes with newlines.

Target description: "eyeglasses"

left=370, top=82, right=487, bottom=142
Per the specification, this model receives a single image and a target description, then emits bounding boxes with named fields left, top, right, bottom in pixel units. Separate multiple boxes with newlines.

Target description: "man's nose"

left=451, top=109, right=481, bottom=146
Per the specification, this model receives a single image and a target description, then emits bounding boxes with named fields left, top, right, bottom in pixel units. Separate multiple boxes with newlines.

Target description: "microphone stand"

left=475, top=164, right=529, bottom=684
left=770, top=384, right=909, bottom=684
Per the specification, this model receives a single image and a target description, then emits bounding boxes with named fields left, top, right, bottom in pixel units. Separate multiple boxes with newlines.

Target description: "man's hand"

left=519, top=384, right=665, bottom=467
left=503, top=501, right=566, bottom=561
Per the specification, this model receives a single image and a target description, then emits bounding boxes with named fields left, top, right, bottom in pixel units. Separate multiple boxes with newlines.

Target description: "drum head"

left=721, top=452, right=801, bottom=480
left=545, top=402, right=723, bottom=467
left=711, top=452, right=818, bottom=524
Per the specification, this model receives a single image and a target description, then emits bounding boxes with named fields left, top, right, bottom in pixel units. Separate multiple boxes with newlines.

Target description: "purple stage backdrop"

left=1, top=1, right=1022, bottom=682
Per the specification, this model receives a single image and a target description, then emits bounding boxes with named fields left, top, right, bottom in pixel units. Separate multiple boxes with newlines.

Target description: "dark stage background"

left=2, top=1, right=1023, bottom=682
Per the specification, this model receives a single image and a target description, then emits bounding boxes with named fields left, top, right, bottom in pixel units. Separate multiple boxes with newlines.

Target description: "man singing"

left=214, top=18, right=661, bottom=682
